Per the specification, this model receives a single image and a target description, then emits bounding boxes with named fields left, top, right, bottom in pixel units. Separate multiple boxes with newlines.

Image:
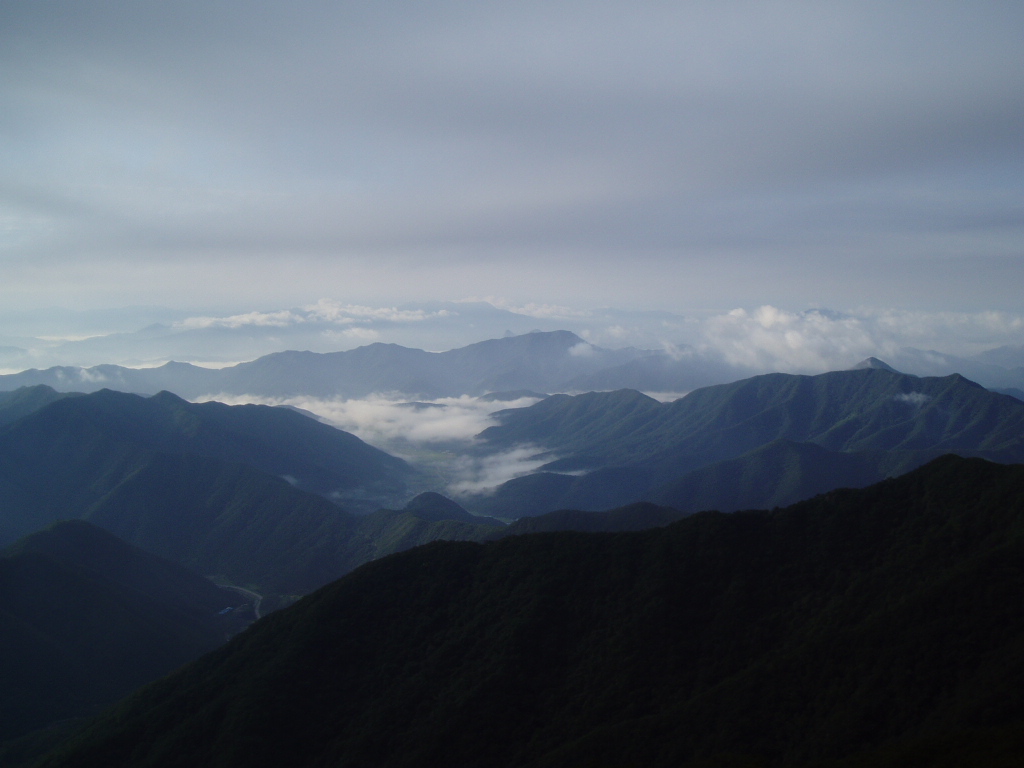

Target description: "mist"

left=198, top=392, right=547, bottom=497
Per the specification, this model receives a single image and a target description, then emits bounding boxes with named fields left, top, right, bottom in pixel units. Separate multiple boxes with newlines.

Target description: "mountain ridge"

left=468, top=367, right=1024, bottom=516
left=34, top=455, right=1024, bottom=768
left=0, top=520, right=240, bottom=745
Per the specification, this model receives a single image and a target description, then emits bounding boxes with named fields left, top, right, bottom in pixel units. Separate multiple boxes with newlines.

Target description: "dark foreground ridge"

left=36, top=455, right=1024, bottom=767
left=0, top=521, right=240, bottom=747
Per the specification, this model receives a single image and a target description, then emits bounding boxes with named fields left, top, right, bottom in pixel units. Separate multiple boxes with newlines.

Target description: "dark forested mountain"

left=37, top=456, right=1024, bottom=768
left=0, top=385, right=79, bottom=427
left=469, top=367, right=1024, bottom=516
left=0, top=521, right=240, bottom=746
left=497, top=501, right=689, bottom=536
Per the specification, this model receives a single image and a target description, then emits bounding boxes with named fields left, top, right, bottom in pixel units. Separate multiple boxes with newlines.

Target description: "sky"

left=2, top=1, right=1024, bottom=319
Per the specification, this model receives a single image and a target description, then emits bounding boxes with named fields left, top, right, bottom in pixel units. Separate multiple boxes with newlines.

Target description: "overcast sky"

left=2, top=1, right=1023, bottom=317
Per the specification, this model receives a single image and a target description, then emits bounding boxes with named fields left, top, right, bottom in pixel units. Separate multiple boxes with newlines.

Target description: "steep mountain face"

left=471, top=367, right=1024, bottom=516
left=0, top=521, right=239, bottom=744
left=36, top=456, right=1024, bottom=768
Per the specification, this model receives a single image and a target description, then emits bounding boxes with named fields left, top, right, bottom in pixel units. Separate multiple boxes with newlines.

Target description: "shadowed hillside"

left=36, top=455, right=1024, bottom=768
left=0, top=521, right=240, bottom=746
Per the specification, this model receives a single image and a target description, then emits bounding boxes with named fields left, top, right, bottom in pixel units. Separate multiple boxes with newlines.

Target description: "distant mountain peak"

left=852, top=357, right=899, bottom=372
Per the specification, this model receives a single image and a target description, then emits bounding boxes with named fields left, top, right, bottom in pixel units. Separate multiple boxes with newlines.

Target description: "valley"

left=1, top=329, right=1023, bottom=766
left=6, top=3, right=1024, bottom=764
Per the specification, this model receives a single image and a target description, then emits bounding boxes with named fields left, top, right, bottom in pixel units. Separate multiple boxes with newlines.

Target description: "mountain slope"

left=0, top=388, right=414, bottom=545
left=0, top=390, right=500, bottom=596
left=472, top=367, right=1024, bottom=515
left=0, top=385, right=80, bottom=427
left=497, top=501, right=688, bottom=535
left=0, top=521, right=239, bottom=744
left=36, top=456, right=1024, bottom=768
left=483, top=368, right=1024, bottom=468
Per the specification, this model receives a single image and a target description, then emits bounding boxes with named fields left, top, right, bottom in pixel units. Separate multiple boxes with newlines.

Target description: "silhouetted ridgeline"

left=36, top=456, right=1024, bottom=768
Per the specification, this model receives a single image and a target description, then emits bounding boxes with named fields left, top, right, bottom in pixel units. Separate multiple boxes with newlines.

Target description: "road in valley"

left=224, top=585, right=263, bottom=620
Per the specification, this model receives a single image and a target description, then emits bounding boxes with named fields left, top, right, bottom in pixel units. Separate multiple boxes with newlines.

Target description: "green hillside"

left=36, top=456, right=1024, bottom=768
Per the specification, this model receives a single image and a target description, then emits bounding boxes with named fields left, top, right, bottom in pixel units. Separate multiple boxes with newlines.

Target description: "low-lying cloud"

left=703, top=306, right=894, bottom=373
left=196, top=392, right=547, bottom=496
left=894, top=392, right=933, bottom=407
left=200, top=392, right=541, bottom=444
left=446, top=447, right=550, bottom=496
left=176, top=301, right=454, bottom=332
left=700, top=306, right=1024, bottom=374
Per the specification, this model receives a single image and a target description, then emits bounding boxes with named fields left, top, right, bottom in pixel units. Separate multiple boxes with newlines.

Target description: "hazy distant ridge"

left=0, top=331, right=756, bottom=399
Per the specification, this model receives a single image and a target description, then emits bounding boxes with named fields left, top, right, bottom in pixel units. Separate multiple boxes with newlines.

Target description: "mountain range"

left=4, top=329, right=1024, bottom=402
left=34, top=455, right=1024, bottom=768
left=0, top=387, right=504, bottom=598
left=0, top=331, right=716, bottom=399
left=465, top=365, right=1024, bottom=517
left=0, top=386, right=414, bottom=543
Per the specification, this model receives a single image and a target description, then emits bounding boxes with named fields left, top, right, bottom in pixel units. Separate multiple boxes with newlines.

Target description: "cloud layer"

left=1, top=2, right=1022, bottom=312
left=199, top=392, right=547, bottom=495
left=700, top=306, right=1024, bottom=372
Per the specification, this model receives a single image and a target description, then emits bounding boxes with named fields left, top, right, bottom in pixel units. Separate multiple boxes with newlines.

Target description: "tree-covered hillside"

left=471, top=367, right=1024, bottom=516
left=37, top=456, right=1024, bottom=768
left=0, top=521, right=239, bottom=746
left=0, top=388, right=499, bottom=597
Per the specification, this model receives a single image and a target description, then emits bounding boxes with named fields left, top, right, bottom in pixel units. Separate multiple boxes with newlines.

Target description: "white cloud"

left=660, top=341, right=693, bottom=362
left=446, top=446, right=550, bottom=496
left=195, top=392, right=542, bottom=445
left=177, top=310, right=301, bottom=330
left=643, top=391, right=690, bottom=403
left=477, top=298, right=592, bottom=320
left=568, top=341, right=595, bottom=357
left=699, top=305, right=1024, bottom=374
left=76, top=368, right=109, bottom=383
left=194, top=391, right=547, bottom=496
left=862, top=309, right=1024, bottom=354
left=703, top=306, right=886, bottom=373
left=173, top=301, right=455, bottom=334
left=304, top=300, right=452, bottom=324
left=894, top=392, right=933, bottom=407
left=337, top=327, right=381, bottom=341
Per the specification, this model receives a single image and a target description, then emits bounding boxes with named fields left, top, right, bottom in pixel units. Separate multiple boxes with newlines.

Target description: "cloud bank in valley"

left=200, top=392, right=547, bottom=496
